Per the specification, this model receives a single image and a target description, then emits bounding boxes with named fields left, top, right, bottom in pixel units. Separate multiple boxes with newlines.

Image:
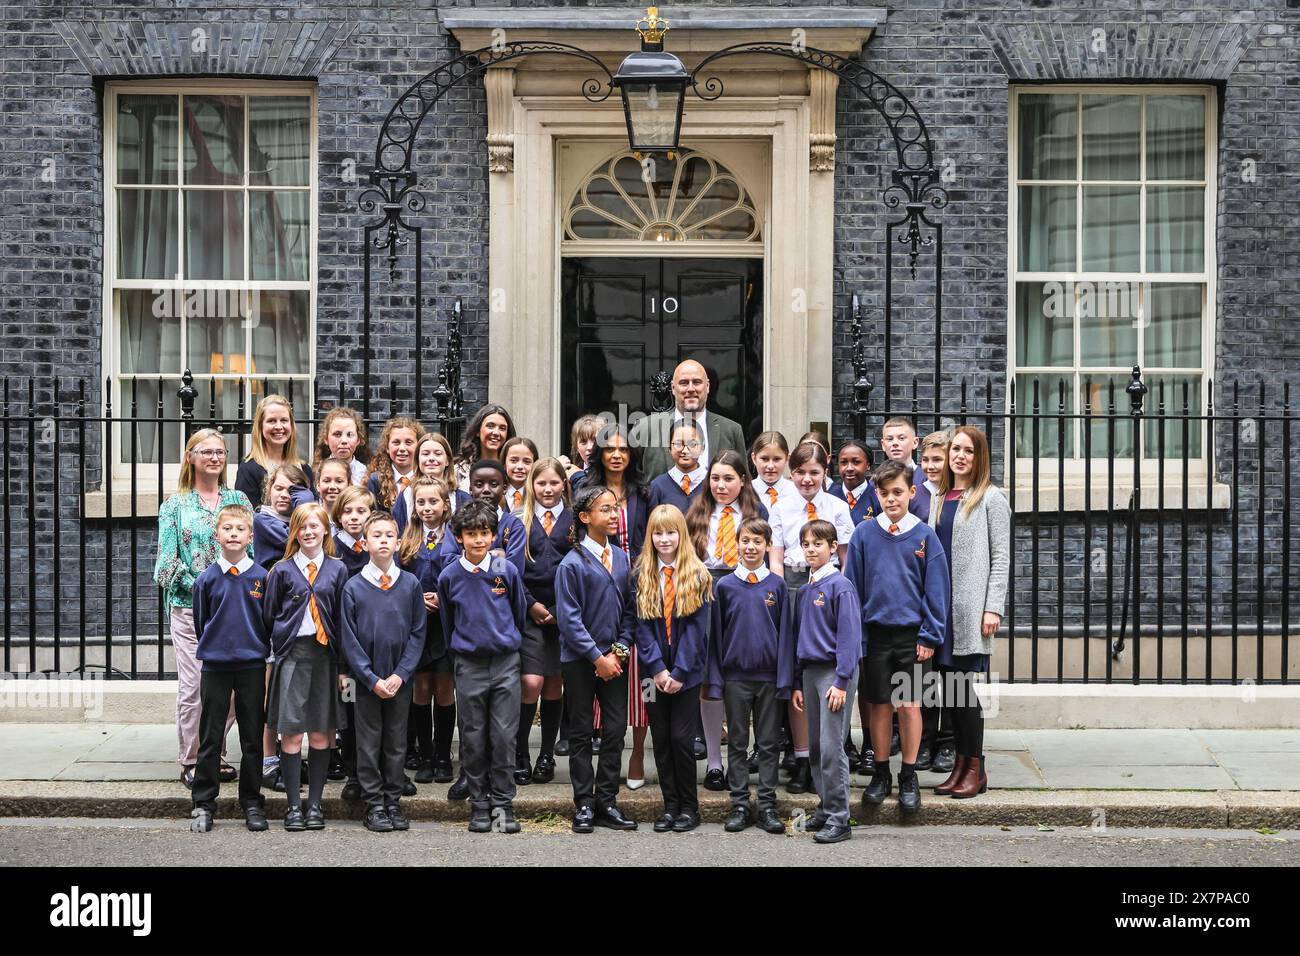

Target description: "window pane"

left=119, top=289, right=181, bottom=375
left=1147, top=186, right=1204, bottom=273
left=249, top=97, right=310, bottom=187
left=1015, top=282, right=1073, bottom=367
left=1014, top=373, right=1074, bottom=458
left=1079, top=280, right=1139, bottom=366
left=1082, top=185, right=1140, bottom=272
left=1147, top=95, right=1205, bottom=180
left=186, top=291, right=248, bottom=376
left=184, top=189, right=244, bottom=280
left=1078, top=375, right=1134, bottom=458
left=1144, top=375, right=1202, bottom=458
left=1082, top=94, right=1140, bottom=180
left=1018, top=93, right=1077, bottom=180
left=252, top=291, right=310, bottom=376
left=1146, top=283, right=1202, bottom=368
left=117, top=189, right=179, bottom=279
left=118, top=379, right=181, bottom=466
left=117, top=95, right=177, bottom=185
left=1018, top=185, right=1075, bottom=271
left=183, top=95, right=244, bottom=186
left=250, top=191, right=309, bottom=281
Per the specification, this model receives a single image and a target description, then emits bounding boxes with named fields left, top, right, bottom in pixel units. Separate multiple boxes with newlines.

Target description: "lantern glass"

left=621, top=82, right=683, bottom=152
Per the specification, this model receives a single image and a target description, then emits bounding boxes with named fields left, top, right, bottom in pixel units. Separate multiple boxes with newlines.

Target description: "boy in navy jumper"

left=706, top=517, right=794, bottom=835
left=791, top=519, right=862, bottom=844
left=843, top=460, right=949, bottom=815
left=339, top=512, right=427, bottom=833
left=646, top=419, right=708, bottom=515
left=190, top=505, right=271, bottom=833
left=880, top=417, right=932, bottom=520
left=437, top=500, right=528, bottom=833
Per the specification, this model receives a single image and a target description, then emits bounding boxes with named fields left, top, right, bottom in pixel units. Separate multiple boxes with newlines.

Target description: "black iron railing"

left=0, top=367, right=1293, bottom=684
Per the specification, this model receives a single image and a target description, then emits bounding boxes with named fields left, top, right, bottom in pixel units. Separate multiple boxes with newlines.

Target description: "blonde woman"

left=634, top=504, right=715, bottom=833
left=153, top=428, right=252, bottom=788
left=236, top=394, right=315, bottom=508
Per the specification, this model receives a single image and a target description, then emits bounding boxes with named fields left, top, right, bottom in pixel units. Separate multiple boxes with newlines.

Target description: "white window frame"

left=102, top=79, right=318, bottom=488
left=1007, top=84, right=1217, bottom=497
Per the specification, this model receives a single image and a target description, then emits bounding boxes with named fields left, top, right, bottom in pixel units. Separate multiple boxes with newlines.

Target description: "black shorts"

left=864, top=625, right=931, bottom=705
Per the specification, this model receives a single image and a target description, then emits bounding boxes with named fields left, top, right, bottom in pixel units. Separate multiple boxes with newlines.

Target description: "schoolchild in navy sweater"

left=331, top=486, right=374, bottom=580
left=706, top=517, right=794, bottom=834
left=189, top=504, right=270, bottom=832
left=844, top=460, right=949, bottom=815
left=437, top=501, right=528, bottom=834
left=339, top=511, right=427, bottom=832
left=554, top=484, right=638, bottom=833
left=262, top=502, right=349, bottom=831
left=829, top=439, right=877, bottom=526
left=645, top=419, right=708, bottom=516
left=514, top=458, right=573, bottom=786
left=791, top=519, right=863, bottom=844
left=635, top=504, right=714, bottom=833
left=437, top=459, right=526, bottom=574
left=252, top=464, right=314, bottom=568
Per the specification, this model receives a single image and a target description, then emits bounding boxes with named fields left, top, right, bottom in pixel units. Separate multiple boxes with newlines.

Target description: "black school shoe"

left=432, top=757, right=454, bottom=783
left=189, top=808, right=212, bottom=832
left=914, top=745, right=933, bottom=773
left=595, top=805, right=638, bottom=831
left=283, top=807, right=307, bottom=832
left=672, top=811, right=701, bottom=833
left=931, top=744, right=956, bottom=775
left=386, top=803, right=410, bottom=831
left=862, top=770, right=893, bottom=806
left=414, top=760, right=436, bottom=784
left=756, top=807, right=786, bottom=834
left=327, top=749, right=347, bottom=781
left=898, top=772, right=922, bottom=814
left=468, top=807, right=493, bottom=833
left=553, top=737, right=570, bottom=757
left=532, top=752, right=556, bottom=783
left=572, top=805, right=596, bottom=833
left=447, top=771, right=470, bottom=801
left=304, top=805, right=326, bottom=830
left=244, top=805, right=269, bottom=832
left=402, top=774, right=417, bottom=797
left=814, top=823, right=852, bottom=844
left=364, top=806, right=394, bottom=833
left=803, top=808, right=829, bottom=832
left=497, top=805, right=522, bottom=834
left=785, top=757, right=812, bottom=794
left=703, top=768, right=726, bottom=791
left=724, top=806, right=752, bottom=832
left=780, top=748, right=797, bottom=773
left=180, top=766, right=196, bottom=790
left=857, top=748, right=877, bottom=776
left=653, top=812, right=677, bottom=833
left=513, top=756, right=533, bottom=786
left=692, top=736, right=706, bottom=761
left=341, top=778, right=362, bottom=801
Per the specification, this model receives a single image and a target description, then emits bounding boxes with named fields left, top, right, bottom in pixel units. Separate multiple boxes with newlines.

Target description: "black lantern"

left=613, top=7, right=691, bottom=155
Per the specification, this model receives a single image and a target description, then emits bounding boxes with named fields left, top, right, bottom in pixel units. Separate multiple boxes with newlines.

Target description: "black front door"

left=560, top=257, right=763, bottom=450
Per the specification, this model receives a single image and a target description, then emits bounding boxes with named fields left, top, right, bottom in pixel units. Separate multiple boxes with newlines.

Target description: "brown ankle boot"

left=934, top=754, right=968, bottom=795
left=949, top=756, right=987, bottom=799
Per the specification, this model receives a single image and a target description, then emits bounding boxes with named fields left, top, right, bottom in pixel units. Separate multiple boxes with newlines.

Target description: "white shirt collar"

left=809, top=562, right=837, bottom=584
left=507, top=486, right=526, bottom=507
left=335, top=529, right=359, bottom=549
left=533, top=504, right=564, bottom=528
left=657, top=557, right=674, bottom=572
left=923, top=478, right=939, bottom=495
left=734, top=563, right=770, bottom=583
left=581, top=536, right=611, bottom=564
left=845, top=480, right=870, bottom=500
left=668, top=463, right=707, bottom=487
left=362, top=561, right=401, bottom=587
left=457, top=553, right=491, bottom=575
left=876, top=511, right=920, bottom=534
left=217, top=555, right=254, bottom=575
left=293, top=550, right=323, bottom=575
left=712, top=501, right=740, bottom=517
left=393, top=466, right=414, bottom=483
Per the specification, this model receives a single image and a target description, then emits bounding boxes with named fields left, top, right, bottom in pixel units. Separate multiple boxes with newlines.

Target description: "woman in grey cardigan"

left=926, top=426, right=1010, bottom=799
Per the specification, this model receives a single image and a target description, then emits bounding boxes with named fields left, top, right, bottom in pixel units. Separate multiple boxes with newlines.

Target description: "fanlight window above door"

left=565, top=149, right=761, bottom=243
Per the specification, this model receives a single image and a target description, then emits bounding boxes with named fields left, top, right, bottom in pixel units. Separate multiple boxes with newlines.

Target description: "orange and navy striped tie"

left=305, top=563, right=328, bottom=645
left=806, top=501, right=818, bottom=521
left=716, top=505, right=738, bottom=567
left=543, top=510, right=554, bottom=536
left=767, top=486, right=778, bottom=507
left=601, top=547, right=612, bottom=574
left=747, top=571, right=759, bottom=584
left=847, top=491, right=857, bottom=510
left=662, top=566, right=675, bottom=644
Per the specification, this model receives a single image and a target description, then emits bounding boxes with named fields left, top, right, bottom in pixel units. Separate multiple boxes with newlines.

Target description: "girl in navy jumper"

left=501, top=436, right=538, bottom=513
left=706, top=516, right=794, bottom=835
left=635, top=504, right=714, bottom=833
left=417, top=431, right=472, bottom=516
left=645, top=419, right=707, bottom=516
left=514, top=458, right=572, bottom=786
left=263, top=502, right=349, bottom=831
left=397, top=476, right=454, bottom=784
left=253, top=463, right=312, bottom=568
left=554, top=485, right=638, bottom=833
left=830, top=439, right=876, bottom=526
left=366, top=417, right=426, bottom=535
left=316, top=458, right=351, bottom=523
left=331, top=486, right=375, bottom=579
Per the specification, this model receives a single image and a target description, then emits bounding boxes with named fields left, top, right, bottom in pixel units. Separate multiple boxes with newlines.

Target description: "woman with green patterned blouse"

left=154, top=428, right=253, bottom=787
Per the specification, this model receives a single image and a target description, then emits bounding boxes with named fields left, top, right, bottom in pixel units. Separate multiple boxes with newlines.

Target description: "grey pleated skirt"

left=267, top=637, right=343, bottom=734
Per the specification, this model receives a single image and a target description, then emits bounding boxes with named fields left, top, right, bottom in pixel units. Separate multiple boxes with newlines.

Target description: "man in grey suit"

left=629, top=359, right=748, bottom=480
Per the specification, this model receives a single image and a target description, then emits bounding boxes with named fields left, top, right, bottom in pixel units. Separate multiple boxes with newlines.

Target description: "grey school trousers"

left=454, top=652, right=522, bottom=810
left=802, top=662, right=858, bottom=828
left=723, top=680, right=782, bottom=811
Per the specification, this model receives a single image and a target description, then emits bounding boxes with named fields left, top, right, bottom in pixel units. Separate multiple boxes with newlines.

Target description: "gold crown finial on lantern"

left=636, top=7, right=670, bottom=45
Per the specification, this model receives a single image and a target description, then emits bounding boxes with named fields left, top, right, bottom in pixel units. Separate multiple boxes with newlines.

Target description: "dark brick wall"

left=1, top=0, right=1296, bottom=675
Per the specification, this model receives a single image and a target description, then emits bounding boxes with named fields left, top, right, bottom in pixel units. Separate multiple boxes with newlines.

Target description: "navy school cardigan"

left=401, top=533, right=455, bottom=660
left=706, top=572, right=796, bottom=699
left=554, top=541, right=636, bottom=664
left=339, top=570, right=427, bottom=690
left=520, top=508, right=574, bottom=609
left=333, top=533, right=368, bottom=578
left=634, top=588, right=712, bottom=692
left=262, top=555, right=349, bottom=663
